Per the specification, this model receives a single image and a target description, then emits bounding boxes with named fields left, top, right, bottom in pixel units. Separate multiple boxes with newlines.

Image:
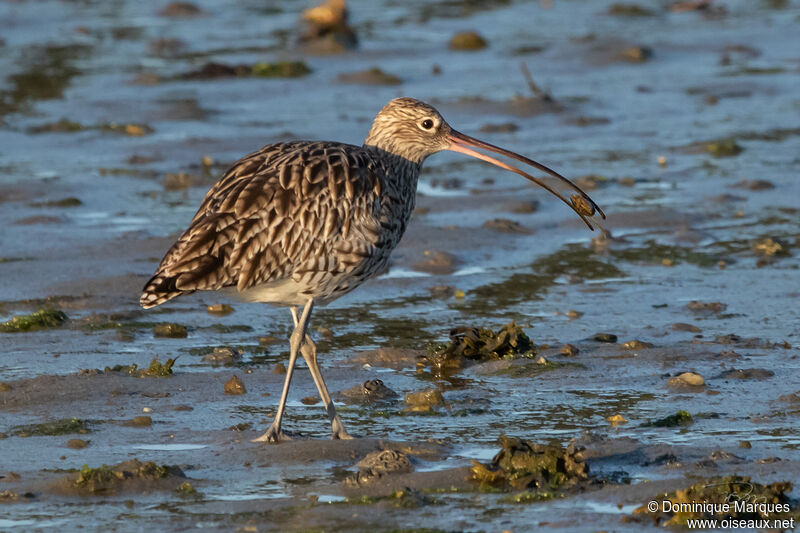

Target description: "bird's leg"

left=294, top=301, right=353, bottom=440
left=252, top=304, right=311, bottom=443
left=300, top=335, right=353, bottom=440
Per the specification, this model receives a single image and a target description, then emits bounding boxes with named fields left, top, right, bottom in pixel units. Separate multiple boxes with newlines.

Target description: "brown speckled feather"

left=140, top=141, right=419, bottom=308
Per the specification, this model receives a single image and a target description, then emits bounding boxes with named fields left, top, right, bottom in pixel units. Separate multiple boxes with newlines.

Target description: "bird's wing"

left=140, top=141, right=385, bottom=308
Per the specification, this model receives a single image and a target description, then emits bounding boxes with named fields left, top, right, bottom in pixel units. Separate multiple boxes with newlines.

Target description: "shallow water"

left=1, top=0, right=800, bottom=531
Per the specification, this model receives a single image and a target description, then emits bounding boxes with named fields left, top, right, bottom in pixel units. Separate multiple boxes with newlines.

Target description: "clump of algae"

left=104, top=357, right=176, bottom=377
left=73, top=459, right=184, bottom=494
left=0, top=309, right=67, bottom=332
left=643, top=410, right=693, bottom=427
left=13, top=418, right=89, bottom=437
left=470, top=435, right=589, bottom=500
left=425, top=321, right=535, bottom=373
left=706, top=138, right=743, bottom=157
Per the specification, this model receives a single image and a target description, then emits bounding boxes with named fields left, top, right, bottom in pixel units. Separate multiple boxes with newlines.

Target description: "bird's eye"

left=420, top=119, right=435, bottom=130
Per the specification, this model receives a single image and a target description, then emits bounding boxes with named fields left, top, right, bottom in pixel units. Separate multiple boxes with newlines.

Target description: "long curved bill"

left=447, top=129, right=606, bottom=231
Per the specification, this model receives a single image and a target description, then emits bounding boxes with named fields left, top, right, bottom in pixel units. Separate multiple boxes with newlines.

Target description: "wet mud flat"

left=1, top=337, right=799, bottom=531
left=2, top=0, right=800, bottom=531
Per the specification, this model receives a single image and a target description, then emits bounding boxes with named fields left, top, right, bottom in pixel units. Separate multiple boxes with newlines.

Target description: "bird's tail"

left=140, top=274, right=187, bottom=309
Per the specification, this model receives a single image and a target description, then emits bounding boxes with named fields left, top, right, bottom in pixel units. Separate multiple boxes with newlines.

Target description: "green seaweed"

left=0, top=44, right=92, bottom=116
left=0, top=309, right=67, bottom=332
left=706, top=138, right=743, bottom=157
left=153, top=323, right=188, bottom=338
left=104, top=357, right=176, bottom=377
left=27, top=118, right=84, bottom=133
left=644, top=410, right=693, bottom=427
left=73, top=460, right=181, bottom=494
left=424, top=322, right=535, bottom=375
left=455, top=244, right=624, bottom=313
left=176, top=481, right=199, bottom=497
left=609, top=241, right=725, bottom=268
left=470, top=436, right=590, bottom=495
left=75, top=464, right=118, bottom=487
left=13, top=418, right=89, bottom=437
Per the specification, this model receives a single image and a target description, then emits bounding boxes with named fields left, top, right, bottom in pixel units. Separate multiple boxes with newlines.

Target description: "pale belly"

left=222, top=261, right=386, bottom=307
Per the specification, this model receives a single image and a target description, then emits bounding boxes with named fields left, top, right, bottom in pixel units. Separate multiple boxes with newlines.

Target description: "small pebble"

left=142, top=407, right=152, bottom=413
left=560, top=343, right=579, bottom=356
left=413, top=250, right=457, bottom=275
left=272, top=363, right=286, bottom=374
left=224, top=375, right=246, bottom=395
left=405, top=389, right=444, bottom=406
left=534, top=355, right=547, bottom=364
left=565, top=310, right=583, bottom=320
left=404, top=389, right=444, bottom=413
left=607, top=414, right=627, bottom=425
left=667, top=372, right=705, bottom=387
left=0, top=383, right=11, bottom=392
left=620, top=45, right=653, bottom=62
left=622, top=340, right=654, bottom=350
left=125, top=416, right=153, bottom=427
left=67, top=438, right=89, bottom=449
left=739, top=440, right=752, bottom=449
left=503, top=200, right=539, bottom=214
left=752, top=237, right=788, bottom=257
left=449, top=31, right=488, bottom=51
left=207, top=303, right=234, bottom=315
left=687, top=301, right=726, bottom=313
left=482, top=218, right=531, bottom=234
left=594, top=333, right=618, bottom=343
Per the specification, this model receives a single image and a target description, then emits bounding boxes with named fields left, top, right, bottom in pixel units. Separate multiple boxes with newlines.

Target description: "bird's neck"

left=362, top=143, right=423, bottom=173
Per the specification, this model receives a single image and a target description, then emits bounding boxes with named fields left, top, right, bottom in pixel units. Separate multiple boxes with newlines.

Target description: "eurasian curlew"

left=141, top=97, right=605, bottom=442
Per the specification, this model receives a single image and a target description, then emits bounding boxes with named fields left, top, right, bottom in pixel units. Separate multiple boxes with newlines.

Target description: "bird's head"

left=364, top=97, right=607, bottom=231
left=364, top=97, right=452, bottom=164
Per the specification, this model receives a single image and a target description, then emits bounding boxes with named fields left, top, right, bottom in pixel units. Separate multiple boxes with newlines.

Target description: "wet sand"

left=1, top=0, right=800, bottom=531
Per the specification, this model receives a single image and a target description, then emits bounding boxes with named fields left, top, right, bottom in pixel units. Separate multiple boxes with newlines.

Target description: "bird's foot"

left=331, top=419, right=354, bottom=440
left=252, top=424, right=292, bottom=443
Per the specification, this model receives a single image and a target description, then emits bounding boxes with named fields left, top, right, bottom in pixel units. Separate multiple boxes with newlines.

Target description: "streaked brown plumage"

left=141, top=97, right=605, bottom=442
